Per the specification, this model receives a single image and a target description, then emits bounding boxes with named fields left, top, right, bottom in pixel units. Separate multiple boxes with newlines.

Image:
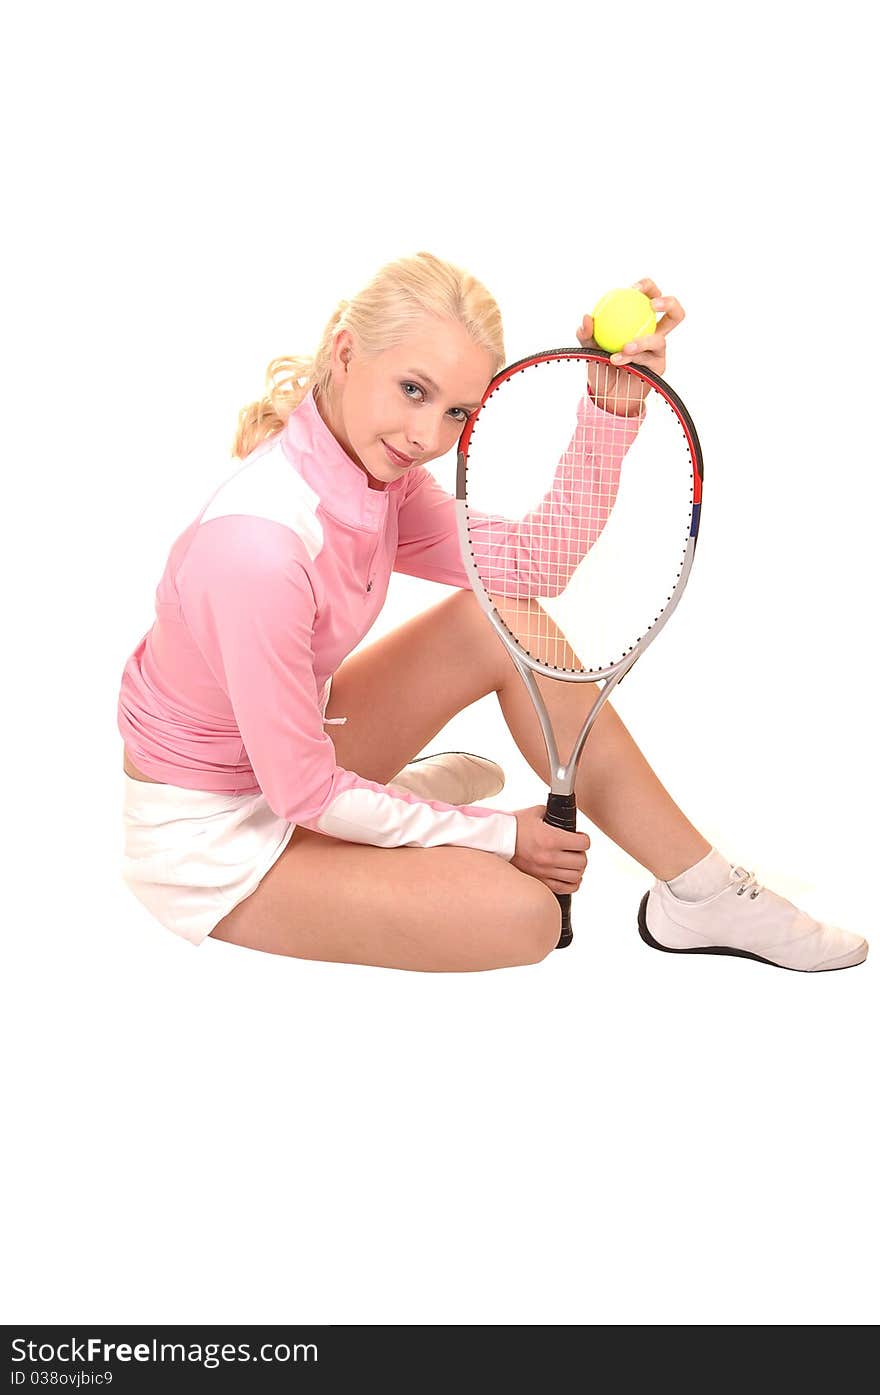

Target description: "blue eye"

left=401, top=381, right=469, bottom=423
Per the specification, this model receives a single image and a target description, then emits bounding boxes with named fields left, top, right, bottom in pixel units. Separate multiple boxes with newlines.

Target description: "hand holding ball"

left=591, top=288, right=657, bottom=354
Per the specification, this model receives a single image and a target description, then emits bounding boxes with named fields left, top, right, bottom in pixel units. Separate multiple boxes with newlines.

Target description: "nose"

left=407, top=410, right=450, bottom=457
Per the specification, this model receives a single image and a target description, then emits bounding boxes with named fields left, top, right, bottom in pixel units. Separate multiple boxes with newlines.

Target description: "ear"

left=331, top=328, right=355, bottom=377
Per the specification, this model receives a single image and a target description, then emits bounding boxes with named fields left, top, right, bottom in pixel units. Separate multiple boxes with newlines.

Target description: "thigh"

left=209, top=824, right=561, bottom=972
left=323, top=588, right=514, bottom=783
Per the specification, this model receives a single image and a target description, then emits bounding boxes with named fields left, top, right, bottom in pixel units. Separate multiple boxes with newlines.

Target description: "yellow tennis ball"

left=591, top=288, right=657, bottom=354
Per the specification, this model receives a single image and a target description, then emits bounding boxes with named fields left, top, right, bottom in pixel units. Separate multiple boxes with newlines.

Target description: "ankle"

left=654, top=837, right=713, bottom=883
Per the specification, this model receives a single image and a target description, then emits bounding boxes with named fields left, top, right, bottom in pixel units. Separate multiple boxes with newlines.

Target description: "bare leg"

left=491, top=594, right=710, bottom=880
left=210, top=589, right=708, bottom=967
left=326, top=590, right=707, bottom=877
left=210, top=588, right=562, bottom=969
left=209, top=833, right=561, bottom=972
left=498, top=675, right=711, bottom=880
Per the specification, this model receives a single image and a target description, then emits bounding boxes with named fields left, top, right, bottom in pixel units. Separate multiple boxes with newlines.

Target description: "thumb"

left=576, top=313, right=596, bottom=346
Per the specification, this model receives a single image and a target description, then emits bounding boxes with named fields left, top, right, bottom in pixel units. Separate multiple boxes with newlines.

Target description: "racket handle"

left=544, top=791, right=578, bottom=950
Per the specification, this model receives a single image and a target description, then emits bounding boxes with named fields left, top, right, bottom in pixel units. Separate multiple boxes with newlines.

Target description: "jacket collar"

left=281, top=386, right=406, bottom=528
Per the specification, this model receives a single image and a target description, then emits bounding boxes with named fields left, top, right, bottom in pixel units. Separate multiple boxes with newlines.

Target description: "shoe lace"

left=732, top=866, right=765, bottom=900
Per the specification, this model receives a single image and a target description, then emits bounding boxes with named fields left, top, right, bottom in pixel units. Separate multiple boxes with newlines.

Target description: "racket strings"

left=462, top=356, right=696, bottom=675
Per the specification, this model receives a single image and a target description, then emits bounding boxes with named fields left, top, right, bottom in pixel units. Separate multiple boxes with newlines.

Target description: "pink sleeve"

left=395, top=389, right=644, bottom=596
left=393, top=468, right=471, bottom=588
left=177, top=517, right=517, bottom=858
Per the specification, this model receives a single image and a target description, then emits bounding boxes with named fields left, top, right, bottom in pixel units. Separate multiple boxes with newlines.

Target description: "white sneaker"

left=638, top=866, right=868, bottom=972
left=387, top=752, right=505, bottom=805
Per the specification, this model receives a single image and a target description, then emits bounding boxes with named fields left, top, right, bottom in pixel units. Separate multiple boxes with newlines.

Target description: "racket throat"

left=548, top=769, right=575, bottom=795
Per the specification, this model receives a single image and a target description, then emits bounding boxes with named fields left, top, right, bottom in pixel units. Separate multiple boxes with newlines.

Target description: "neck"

left=314, top=388, right=386, bottom=490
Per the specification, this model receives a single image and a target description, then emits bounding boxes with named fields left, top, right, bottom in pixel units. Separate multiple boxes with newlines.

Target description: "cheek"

left=349, top=388, right=385, bottom=441
left=368, top=389, right=397, bottom=432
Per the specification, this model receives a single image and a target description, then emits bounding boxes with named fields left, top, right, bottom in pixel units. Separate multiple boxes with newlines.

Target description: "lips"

left=382, top=440, right=415, bottom=467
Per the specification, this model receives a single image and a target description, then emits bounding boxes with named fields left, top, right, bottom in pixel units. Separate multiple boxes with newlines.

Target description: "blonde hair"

left=232, top=250, right=506, bottom=459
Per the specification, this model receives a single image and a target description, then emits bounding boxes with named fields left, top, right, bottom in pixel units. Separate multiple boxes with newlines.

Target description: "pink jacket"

left=117, top=386, right=640, bottom=858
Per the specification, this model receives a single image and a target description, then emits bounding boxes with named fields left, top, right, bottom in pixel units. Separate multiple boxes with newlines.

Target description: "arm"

left=177, top=516, right=517, bottom=857
left=394, top=388, right=644, bottom=597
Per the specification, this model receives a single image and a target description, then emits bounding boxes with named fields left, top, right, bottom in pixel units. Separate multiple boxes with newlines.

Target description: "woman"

left=118, top=250, right=868, bottom=973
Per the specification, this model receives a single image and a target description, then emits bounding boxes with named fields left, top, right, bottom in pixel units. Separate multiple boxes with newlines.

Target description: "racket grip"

left=544, top=792, right=578, bottom=950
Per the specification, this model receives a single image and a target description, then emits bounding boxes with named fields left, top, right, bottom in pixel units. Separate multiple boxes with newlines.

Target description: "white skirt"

left=121, top=775, right=296, bottom=946
left=121, top=678, right=340, bottom=946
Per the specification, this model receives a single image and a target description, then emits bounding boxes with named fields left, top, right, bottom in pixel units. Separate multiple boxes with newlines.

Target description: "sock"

left=665, top=847, right=732, bottom=901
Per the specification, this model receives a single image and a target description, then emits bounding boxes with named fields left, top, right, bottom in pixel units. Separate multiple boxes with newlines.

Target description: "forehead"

left=391, top=315, right=474, bottom=351
left=384, top=318, right=494, bottom=388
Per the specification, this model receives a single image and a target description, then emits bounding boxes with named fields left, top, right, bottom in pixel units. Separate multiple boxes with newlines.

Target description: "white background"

left=3, top=0, right=877, bottom=1327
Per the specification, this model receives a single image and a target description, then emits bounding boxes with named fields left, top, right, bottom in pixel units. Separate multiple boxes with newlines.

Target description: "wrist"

left=587, top=384, right=645, bottom=417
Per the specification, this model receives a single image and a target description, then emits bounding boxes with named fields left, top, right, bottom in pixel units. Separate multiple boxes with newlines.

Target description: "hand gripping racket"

left=456, top=348, right=703, bottom=949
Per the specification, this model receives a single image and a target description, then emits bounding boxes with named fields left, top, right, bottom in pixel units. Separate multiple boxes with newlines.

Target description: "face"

left=315, top=314, right=496, bottom=489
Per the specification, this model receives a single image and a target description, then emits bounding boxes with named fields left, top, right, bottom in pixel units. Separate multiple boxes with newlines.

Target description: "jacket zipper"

left=365, top=496, right=388, bottom=593
left=366, top=535, right=379, bottom=591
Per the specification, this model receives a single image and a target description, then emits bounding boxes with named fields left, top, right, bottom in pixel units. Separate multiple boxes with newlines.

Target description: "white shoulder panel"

left=201, top=438, right=324, bottom=561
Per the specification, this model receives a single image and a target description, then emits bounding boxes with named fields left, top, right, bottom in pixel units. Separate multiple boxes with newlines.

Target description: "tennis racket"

left=456, top=348, right=703, bottom=949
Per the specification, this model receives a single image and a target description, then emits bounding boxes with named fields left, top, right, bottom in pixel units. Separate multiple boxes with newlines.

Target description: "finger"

left=540, top=848, right=587, bottom=871
left=610, top=344, right=666, bottom=368
left=576, top=315, right=595, bottom=345
left=611, top=352, right=667, bottom=376
left=630, top=285, right=685, bottom=337
left=551, top=854, right=588, bottom=874
left=618, top=331, right=667, bottom=357
left=548, top=877, right=582, bottom=895
left=651, top=295, right=685, bottom=335
left=552, top=838, right=589, bottom=857
left=562, top=832, right=590, bottom=850
left=551, top=848, right=588, bottom=870
left=632, top=277, right=660, bottom=299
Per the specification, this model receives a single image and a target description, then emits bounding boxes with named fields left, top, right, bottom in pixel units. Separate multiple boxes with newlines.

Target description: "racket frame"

left=455, top=346, right=704, bottom=946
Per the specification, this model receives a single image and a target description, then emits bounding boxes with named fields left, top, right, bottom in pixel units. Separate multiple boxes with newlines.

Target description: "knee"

left=448, top=588, right=512, bottom=687
left=502, top=879, right=562, bottom=966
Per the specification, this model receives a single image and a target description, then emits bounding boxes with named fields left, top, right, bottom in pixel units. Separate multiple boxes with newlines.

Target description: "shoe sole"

left=637, top=893, right=867, bottom=973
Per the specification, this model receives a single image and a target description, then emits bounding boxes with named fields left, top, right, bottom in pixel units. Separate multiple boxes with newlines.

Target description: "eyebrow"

left=405, top=368, right=482, bottom=411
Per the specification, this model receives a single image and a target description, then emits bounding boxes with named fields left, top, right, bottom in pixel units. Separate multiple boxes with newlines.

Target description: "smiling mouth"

left=382, top=440, right=415, bottom=466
